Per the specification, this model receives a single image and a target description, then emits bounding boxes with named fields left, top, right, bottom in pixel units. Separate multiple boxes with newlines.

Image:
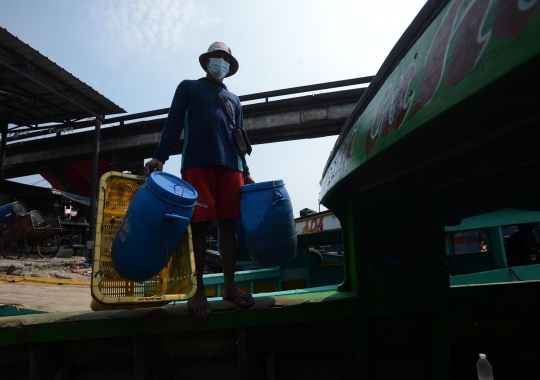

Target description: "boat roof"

left=445, top=208, right=540, bottom=232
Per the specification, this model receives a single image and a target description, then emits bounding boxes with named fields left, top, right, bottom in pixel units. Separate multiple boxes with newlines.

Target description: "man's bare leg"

left=217, top=217, right=255, bottom=306
left=189, top=220, right=212, bottom=316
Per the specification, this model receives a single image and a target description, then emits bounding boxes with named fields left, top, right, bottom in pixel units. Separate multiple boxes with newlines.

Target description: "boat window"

left=308, top=245, right=343, bottom=266
left=445, top=230, right=485, bottom=255
left=502, top=224, right=540, bottom=267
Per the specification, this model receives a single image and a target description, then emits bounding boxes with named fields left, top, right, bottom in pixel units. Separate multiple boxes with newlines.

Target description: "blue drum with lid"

left=0, top=201, right=28, bottom=225
left=240, top=180, right=297, bottom=267
left=112, top=172, right=197, bottom=282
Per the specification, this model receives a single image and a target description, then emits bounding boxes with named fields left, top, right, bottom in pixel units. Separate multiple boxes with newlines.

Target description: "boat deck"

left=1, top=281, right=539, bottom=378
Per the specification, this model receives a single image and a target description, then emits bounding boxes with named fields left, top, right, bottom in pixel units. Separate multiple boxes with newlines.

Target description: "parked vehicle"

left=1, top=209, right=62, bottom=258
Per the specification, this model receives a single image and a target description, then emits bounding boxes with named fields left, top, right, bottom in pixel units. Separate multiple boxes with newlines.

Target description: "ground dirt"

left=0, top=247, right=93, bottom=312
left=0, top=247, right=91, bottom=281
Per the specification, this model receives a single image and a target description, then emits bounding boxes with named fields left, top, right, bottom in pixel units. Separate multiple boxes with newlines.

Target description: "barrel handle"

left=272, top=188, right=289, bottom=205
left=272, top=198, right=289, bottom=206
left=164, top=213, right=191, bottom=222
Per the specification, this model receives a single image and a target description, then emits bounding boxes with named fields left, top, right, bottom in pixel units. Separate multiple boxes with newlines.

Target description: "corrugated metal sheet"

left=50, top=189, right=90, bottom=206
left=0, top=27, right=125, bottom=126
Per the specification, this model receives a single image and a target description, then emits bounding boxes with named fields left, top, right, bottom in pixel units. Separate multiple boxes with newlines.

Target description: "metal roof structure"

left=51, top=189, right=90, bottom=206
left=0, top=27, right=125, bottom=129
left=0, top=27, right=126, bottom=245
left=0, top=179, right=90, bottom=208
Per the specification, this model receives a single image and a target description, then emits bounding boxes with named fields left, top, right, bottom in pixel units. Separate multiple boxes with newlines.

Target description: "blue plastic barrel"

left=240, top=180, right=297, bottom=267
left=0, top=201, right=28, bottom=225
left=112, top=172, right=198, bottom=282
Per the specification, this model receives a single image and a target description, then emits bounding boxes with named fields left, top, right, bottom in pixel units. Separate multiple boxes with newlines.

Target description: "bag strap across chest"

left=200, top=79, right=252, bottom=155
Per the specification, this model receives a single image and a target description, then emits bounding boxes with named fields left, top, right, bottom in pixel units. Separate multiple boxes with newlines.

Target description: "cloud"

left=87, top=0, right=211, bottom=58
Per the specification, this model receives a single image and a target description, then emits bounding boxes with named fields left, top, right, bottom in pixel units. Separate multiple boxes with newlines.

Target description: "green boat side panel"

left=320, top=0, right=540, bottom=201
left=445, top=208, right=540, bottom=231
left=0, top=304, right=48, bottom=317
left=446, top=251, right=492, bottom=275
left=450, top=264, right=540, bottom=286
left=488, top=226, right=509, bottom=268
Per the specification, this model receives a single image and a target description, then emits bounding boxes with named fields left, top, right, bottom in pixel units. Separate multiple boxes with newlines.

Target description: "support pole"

left=0, top=120, right=8, bottom=181
left=88, top=118, right=102, bottom=257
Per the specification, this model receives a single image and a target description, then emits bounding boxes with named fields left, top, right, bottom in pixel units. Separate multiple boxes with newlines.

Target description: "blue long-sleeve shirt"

left=153, top=78, right=249, bottom=176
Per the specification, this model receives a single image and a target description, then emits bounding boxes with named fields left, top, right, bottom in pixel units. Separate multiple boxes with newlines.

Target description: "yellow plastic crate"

left=91, top=172, right=196, bottom=311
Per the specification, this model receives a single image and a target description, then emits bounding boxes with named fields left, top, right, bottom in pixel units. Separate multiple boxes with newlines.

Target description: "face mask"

left=207, top=58, right=230, bottom=79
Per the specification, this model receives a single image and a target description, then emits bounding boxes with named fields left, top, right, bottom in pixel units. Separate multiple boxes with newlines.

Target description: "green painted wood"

left=450, top=264, right=540, bottom=286
left=337, top=231, right=350, bottom=291
left=1, top=282, right=540, bottom=376
left=445, top=208, right=540, bottom=232
left=0, top=305, right=48, bottom=317
left=307, top=258, right=344, bottom=288
left=0, top=290, right=359, bottom=347
left=343, top=198, right=363, bottom=294
left=488, top=226, right=507, bottom=268
left=443, top=208, right=540, bottom=281
left=203, top=266, right=283, bottom=296
left=447, top=251, right=491, bottom=276
left=320, top=1, right=540, bottom=201
left=192, top=285, right=337, bottom=300
left=203, top=267, right=281, bottom=285
left=534, top=225, right=540, bottom=243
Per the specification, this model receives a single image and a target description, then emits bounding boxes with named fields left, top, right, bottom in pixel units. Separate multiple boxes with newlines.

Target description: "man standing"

left=144, top=42, right=255, bottom=317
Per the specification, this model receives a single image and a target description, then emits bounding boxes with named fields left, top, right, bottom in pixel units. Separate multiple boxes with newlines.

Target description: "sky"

left=1, top=0, right=427, bottom=216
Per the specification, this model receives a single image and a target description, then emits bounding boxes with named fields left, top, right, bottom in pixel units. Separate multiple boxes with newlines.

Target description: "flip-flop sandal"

left=223, top=292, right=255, bottom=308
left=187, top=299, right=211, bottom=317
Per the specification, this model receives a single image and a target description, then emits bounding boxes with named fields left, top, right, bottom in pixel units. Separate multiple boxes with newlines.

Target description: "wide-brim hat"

left=199, top=42, right=239, bottom=78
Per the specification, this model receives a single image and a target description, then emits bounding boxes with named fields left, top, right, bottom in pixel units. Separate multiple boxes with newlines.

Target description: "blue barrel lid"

left=12, top=201, right=28, bottom=216
left=146, top=172, right=198, bottom=206
left=241, top=179, right=284, bottom=192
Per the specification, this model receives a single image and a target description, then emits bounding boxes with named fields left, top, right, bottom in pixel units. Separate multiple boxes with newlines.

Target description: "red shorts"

left=181, top=165, right=243, bottom=223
